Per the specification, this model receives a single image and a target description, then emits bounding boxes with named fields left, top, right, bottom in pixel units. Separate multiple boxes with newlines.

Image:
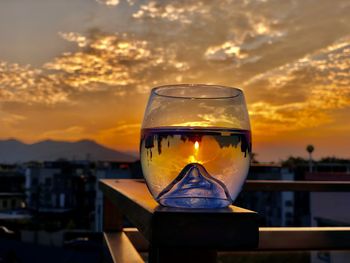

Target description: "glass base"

left=158, top=197, right=231, bottom=208
left=157, top=163, right=232, bottom=209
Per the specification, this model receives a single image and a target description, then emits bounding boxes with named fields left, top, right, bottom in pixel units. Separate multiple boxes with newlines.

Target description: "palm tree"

left=306, top=145, right=314, bottom=172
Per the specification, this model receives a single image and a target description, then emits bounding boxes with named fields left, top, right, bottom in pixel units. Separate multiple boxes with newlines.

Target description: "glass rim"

left=151, top=84, right=243, bottom=100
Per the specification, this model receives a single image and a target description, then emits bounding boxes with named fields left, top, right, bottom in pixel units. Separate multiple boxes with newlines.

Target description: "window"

left=11, top=199, right=16, bottom=208
left=45, top=177, right=52, bottom=186
left=285, top=200, right=293, bottom=207
left=32, top=178, right=38, bottom=186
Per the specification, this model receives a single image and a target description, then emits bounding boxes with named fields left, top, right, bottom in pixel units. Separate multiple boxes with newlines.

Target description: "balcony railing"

left=244, top=180, right=350, bottom=192
left=99, top=179, right=350, bottom=263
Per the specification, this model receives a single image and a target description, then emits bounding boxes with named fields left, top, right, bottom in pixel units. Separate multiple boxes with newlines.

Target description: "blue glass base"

left=157, top=163, right=232, bottom=209
left=158, top=197, right=231, bottom=208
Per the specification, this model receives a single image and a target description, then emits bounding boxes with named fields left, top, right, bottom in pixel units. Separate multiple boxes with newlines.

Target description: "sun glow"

left=0, top=0, right=349, bottom=162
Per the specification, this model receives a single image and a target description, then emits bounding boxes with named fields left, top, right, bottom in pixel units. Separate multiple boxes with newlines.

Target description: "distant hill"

left=0, top=139, right=137, bottom=163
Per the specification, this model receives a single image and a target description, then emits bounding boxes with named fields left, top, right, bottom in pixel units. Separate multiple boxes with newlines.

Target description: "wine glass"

left=140, top=84, right=251, bottom=208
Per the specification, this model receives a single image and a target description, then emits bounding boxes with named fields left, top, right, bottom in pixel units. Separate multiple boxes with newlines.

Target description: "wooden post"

left=100, top=179, right=259, bottom=263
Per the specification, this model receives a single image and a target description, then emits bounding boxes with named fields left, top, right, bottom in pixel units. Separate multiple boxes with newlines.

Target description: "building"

left=0, top=165, right=26, bottom=212
left=305, top=166, right=350, bottom=227
left=0, top=164, right=29, bottom=224
left=24, top=160, right=142, bottom=231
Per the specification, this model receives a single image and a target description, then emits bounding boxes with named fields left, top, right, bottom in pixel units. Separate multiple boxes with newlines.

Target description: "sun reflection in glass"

left=194, top=141, right=199, bottom=151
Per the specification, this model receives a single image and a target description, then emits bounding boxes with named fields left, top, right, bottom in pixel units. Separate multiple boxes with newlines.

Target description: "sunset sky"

left=0, top=0, right=349, bottom=162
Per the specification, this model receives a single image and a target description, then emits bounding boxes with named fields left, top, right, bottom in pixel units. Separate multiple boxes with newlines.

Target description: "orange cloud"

left=246, top=37, right=350, bottom=136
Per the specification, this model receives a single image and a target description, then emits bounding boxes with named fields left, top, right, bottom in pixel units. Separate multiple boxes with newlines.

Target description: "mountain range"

left=0, top=139, right=137, bottom=163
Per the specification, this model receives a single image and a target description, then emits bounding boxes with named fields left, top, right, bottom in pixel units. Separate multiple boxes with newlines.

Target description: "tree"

left=281, top=156, right=307, bottom=169
left=306, top=144, right=314, bottom=172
